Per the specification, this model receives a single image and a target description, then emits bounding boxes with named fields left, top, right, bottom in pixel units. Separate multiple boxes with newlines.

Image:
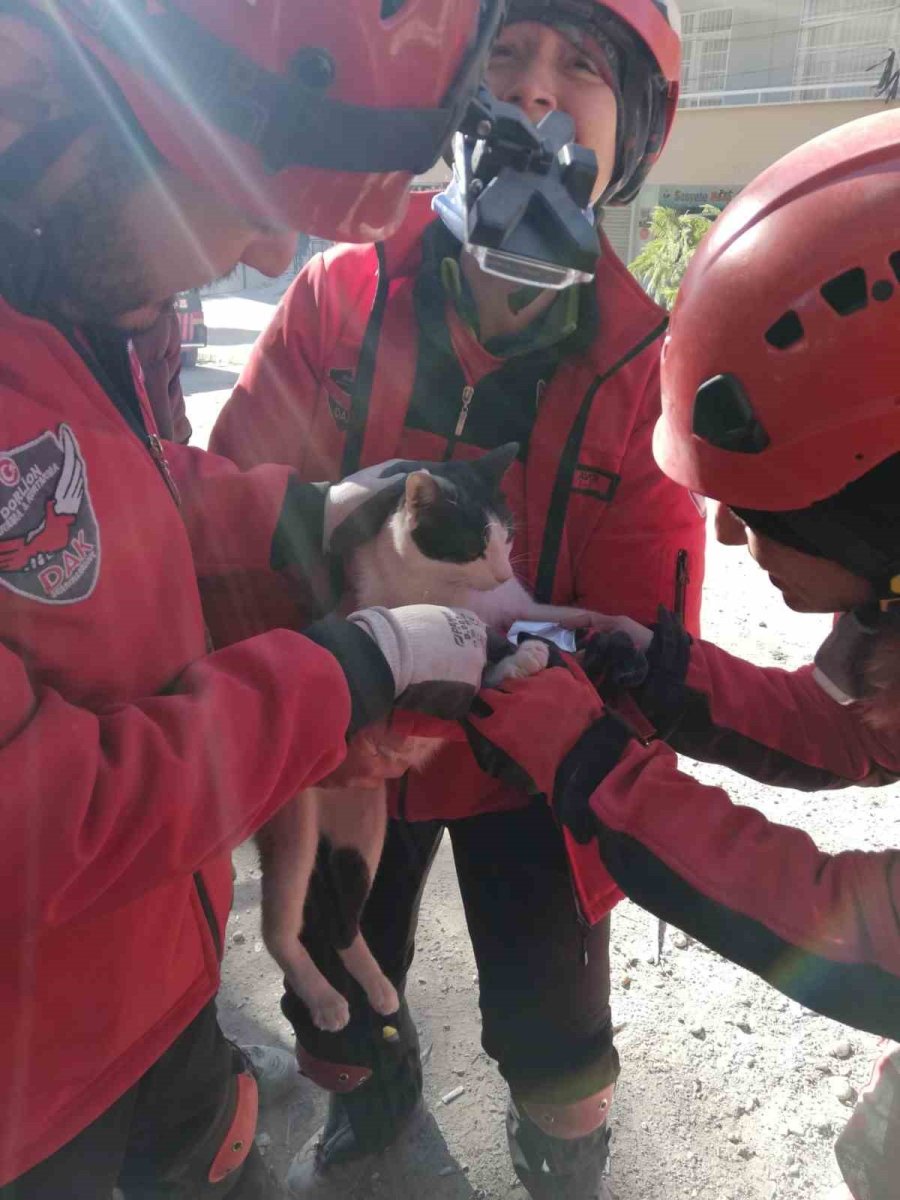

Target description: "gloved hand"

left=349, top=605, right=487, bottom=714
left=578, top=613, right=654, bottom=655
left=460, top=641, right=606, bottom=800
left=305, top=605, right=487, bottom=734
left=323, top=460, right=409, bottom=555
left=579, top=627, right=650, bottom=691
left=578, top=608, right=692, bottom=741
left=270, top=459, right=412, bottom=576
left=272, top=458, right=467, bottom=600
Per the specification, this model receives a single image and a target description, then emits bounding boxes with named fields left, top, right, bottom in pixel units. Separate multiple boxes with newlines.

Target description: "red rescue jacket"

left=589, top=636, right=900, bottom=1038
left=0, top=292, right=353, bottom=1183
left=209, top=194, right=706, bottom=924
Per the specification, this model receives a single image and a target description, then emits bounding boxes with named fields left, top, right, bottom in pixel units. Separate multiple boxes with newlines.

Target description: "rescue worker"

left=473, top=111, right=900, bottom=1200
left=208, top=3, right=703, bottom=1197
left=0, top=2, right=524, bottom=1195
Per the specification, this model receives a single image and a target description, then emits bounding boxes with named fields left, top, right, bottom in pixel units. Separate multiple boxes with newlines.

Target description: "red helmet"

left=503, top=0, right=681, bottom=202
left=38, top=0, right=502, bottom=241
left=656, top=108, right=900, bottom=513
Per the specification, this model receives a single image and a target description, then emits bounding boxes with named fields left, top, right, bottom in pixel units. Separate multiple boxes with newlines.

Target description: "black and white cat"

left=258, top=444, right=596, bottom=1031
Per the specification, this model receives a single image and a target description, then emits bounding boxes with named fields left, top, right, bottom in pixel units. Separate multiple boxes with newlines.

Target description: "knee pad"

left=292, top=999, right=420, bottom=1098
left=520, top=1082, right=615, bottom=1140
left=295, top=1044, right=373, bottom=1093
left=208, top=1071, right=258, bottom=1184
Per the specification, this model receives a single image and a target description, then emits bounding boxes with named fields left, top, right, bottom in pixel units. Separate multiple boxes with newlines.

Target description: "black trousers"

left=1, top=1003, right=274, bottom=1200
left=285, top=799, right=618, bottom=1104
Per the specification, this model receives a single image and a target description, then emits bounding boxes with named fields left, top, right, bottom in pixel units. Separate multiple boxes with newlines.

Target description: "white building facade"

left=602, top=0, right=898, bottom=262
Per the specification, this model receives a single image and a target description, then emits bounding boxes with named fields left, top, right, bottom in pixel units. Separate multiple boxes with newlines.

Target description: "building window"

left=681, top=7, right=733, bottom=104
left=794, top=0, right=900, bottom=98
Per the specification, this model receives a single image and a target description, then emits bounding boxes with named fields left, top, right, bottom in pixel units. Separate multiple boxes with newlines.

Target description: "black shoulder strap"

left=340, top=242, right=389, bottom=478
left=533, top=317, right=669, bottom=603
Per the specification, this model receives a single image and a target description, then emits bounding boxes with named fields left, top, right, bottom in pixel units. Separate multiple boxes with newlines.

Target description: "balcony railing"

left=679, top=79, right=878, bottom=108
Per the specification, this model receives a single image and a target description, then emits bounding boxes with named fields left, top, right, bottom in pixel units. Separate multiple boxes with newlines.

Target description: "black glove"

left=579, top=608, right=692, bottom=742
left=633, top=607, right=693, bottom=739
left=579, top=628, right=650, bottom=691
left=553, top=714, right=633, bottom=844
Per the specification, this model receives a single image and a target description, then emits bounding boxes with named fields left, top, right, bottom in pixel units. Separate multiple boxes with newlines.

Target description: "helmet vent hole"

left=872, top=279, right=894, bottom=302
left=692, top=374, right=770, bottom=455
left=890, top=251, right=900, bottom=282
left=820, top=267, right=868, bottom=316
left=764, top=310, right=804, bottom=349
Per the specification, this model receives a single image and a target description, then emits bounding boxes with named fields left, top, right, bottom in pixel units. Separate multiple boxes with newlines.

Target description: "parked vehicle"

left=175, top=289, right=207, bottom=367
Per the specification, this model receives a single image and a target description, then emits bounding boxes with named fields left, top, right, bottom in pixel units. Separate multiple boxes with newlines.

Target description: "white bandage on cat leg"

left=347, top=605, right=488, bottom=718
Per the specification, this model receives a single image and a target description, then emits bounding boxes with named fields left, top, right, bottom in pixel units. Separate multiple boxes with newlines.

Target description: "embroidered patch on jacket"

left=571, top=463, right=620, bottom=502
left=326, top=393, right=350, bottom=433
left=328, top=368, right=355, bottom=397
left=325, top=368, right=354, bottom=432
left=0, top=424, right=100, bottom=604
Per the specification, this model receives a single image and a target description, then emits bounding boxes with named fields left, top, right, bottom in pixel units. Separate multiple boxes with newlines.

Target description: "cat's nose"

left=494, top=561, right=513, bottom=584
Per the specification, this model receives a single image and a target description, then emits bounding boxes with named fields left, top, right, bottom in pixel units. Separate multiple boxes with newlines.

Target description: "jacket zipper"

left=396, top=772, right=409, bottom=823
left=455, top=385, right=475, bottom=436
left=571, top=879, right=591, bottom=965
left=443, top=384, right=475, bottom=461
left=674, top=548, right=689, bottom=621
left=656, top=547, right=691, bottom=963
left=147, top=433, right=182, bottom=508
left=559, top=839, right=591, bottom=961
left=193, top=871, right=223, bottom=960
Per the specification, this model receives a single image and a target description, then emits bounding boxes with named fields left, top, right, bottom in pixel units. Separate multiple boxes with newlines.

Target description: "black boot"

left=287, top=1001, right=424, bottom=1196
left=507, top=1097, right=614, bottom=1200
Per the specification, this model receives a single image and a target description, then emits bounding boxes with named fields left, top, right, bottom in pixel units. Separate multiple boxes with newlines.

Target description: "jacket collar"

left=379, top=190, right=668, bottom=372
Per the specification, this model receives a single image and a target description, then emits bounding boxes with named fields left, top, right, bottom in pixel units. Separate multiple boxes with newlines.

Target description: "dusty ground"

left=184, top=286, right=900, bottom=1200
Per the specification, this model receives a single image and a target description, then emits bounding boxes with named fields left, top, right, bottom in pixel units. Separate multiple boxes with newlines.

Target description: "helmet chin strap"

left=0, top=112, right=92, bottom=204
left=0, top=113, right=94, bottom=313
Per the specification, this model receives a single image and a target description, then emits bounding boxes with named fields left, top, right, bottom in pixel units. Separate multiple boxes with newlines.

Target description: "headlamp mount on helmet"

left=453, top=87, right=601, bottom=288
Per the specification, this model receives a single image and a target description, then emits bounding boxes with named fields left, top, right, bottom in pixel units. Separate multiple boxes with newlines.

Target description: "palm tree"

left=628, top=204, right=719, bottom=309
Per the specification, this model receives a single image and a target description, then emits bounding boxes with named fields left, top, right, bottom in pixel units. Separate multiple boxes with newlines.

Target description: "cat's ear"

left=472, top=442, right=519, bottom=491
left=404, top=469, right=441, bottom=517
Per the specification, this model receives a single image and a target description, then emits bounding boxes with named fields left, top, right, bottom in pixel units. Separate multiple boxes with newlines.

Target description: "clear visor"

left=467, top=245, right=594, bottom=290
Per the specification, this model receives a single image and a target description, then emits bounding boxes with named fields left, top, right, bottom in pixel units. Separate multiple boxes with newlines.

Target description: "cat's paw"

left=365, top=974, right=400, bottom=1017
left=290, top=969, right=351, bottom=1031
left=507, top=638, right=550, bottom=678
left=483, top=639, right=551, bottom=686
left=308, top=990, right=352, bottom=1033
left=272, top=942, right=352, bottom=1032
